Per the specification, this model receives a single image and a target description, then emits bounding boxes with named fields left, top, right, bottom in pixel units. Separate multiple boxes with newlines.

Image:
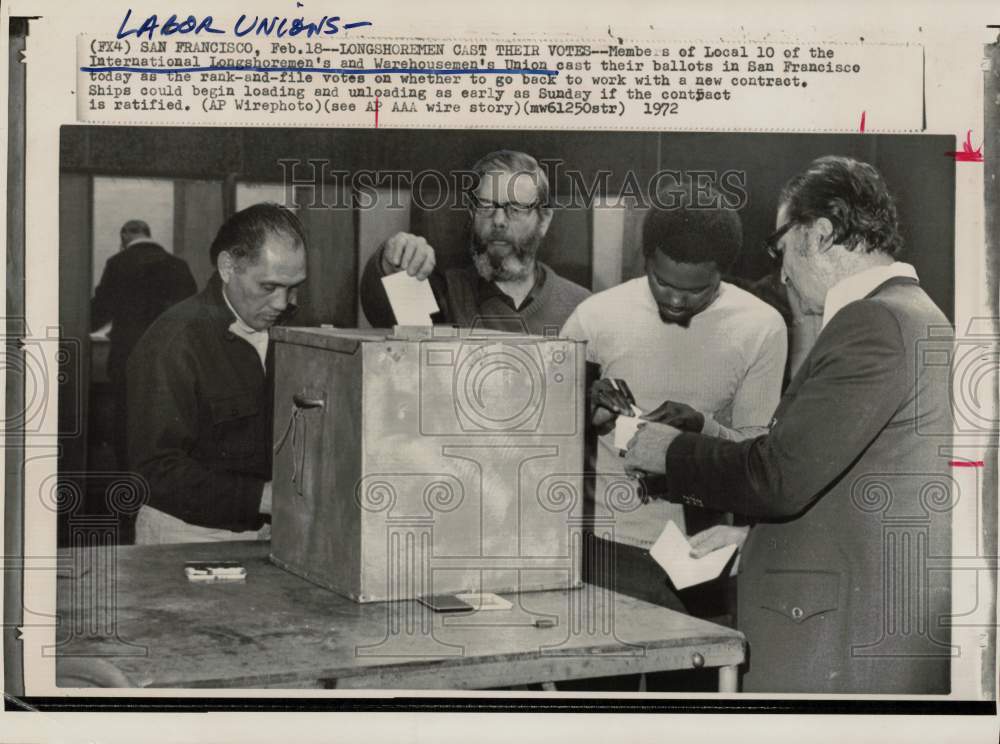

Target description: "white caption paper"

left=649, top=520, right=737, bottom=590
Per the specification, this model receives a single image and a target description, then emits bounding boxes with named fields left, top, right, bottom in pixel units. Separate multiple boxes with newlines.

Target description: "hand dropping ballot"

left=650, top=521, right=737, bottom=590
left=382, top=271, right=439, bottom=326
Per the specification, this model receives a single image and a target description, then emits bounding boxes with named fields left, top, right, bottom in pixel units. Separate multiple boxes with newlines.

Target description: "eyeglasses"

left=469, top=196, right=541, bottom=219
left=763, top=220, right=797, bottom=261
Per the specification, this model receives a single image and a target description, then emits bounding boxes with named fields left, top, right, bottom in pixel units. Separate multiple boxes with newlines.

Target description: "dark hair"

left=209, top=203, right=306, bottom=266
left=779, top=156, right=902, bottom=256
left=642, top=179, right=742, bottom=271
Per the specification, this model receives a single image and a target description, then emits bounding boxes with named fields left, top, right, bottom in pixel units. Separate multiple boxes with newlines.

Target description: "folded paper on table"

left=649, top=520, right=737, bottom=590
left=454, top=592, right=513, bottom=611
left=382, top=271, right=439, bottom=325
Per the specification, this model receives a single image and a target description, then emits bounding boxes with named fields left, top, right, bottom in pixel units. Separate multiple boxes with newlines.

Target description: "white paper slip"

left=613, top=406, right=645, bottom=453
left=381, top=271, right=440, bottom=326
left=649, top=520, right=737, bottom=590
left=454, top=592, right=513, bottom=611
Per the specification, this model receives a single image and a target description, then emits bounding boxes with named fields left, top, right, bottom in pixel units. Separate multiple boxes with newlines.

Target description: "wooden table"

left=55, top=541, right=745, bottom=690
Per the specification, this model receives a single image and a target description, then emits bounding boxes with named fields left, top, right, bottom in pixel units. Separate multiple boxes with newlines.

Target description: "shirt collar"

left=822, top=261, right=919, bottom=328
left=475, top=262, right=547, bottom=311
left=221, top=283, right=267, bottom=338
left=124, top=236, right=153, bottom=249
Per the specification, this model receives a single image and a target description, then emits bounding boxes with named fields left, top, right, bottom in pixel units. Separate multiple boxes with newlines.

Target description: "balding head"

left=120, top=220, right=151, bottom=250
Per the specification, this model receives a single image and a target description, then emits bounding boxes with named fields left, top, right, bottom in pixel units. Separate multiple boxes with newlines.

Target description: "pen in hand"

left=609, top=378, right=639, bottom=417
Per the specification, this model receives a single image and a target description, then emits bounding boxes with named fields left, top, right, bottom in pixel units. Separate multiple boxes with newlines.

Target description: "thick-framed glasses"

left=468, top=196, right=541, bottom=219
left=764, top=220, right=796, bottom=261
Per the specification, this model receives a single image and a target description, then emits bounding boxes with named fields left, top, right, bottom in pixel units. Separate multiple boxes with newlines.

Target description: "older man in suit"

left=91, top=220, right=197, bottom=469
left=624, top=156, right=953, bottom=693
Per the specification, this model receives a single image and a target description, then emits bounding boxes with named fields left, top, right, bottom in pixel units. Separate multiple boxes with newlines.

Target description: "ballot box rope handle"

left=274, top=396, right=325, bottom=497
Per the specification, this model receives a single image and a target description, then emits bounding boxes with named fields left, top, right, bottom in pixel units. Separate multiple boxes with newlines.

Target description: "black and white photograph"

left=46, top=125, right=969, bottom=695
left=5, top=3, right=1000, bottom=740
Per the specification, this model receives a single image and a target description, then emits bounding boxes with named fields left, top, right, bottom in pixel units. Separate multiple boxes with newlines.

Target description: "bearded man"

left=360, top=149, right=590, bottom=335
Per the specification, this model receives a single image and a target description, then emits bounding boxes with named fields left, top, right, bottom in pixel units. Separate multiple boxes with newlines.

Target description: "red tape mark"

left=946, top=130, right=983, bottom=162
left=949, top=460, right=985, bottom=468
left=859, top=111, right=866, bottom=133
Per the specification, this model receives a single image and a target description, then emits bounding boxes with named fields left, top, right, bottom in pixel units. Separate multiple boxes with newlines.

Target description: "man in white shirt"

left=560, top=178, right=787, bottom=616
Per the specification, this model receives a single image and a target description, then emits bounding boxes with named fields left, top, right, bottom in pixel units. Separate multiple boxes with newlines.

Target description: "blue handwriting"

left=115, top=8, right=372, bottom=40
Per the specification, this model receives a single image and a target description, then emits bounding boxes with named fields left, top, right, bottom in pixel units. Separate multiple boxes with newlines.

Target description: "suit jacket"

left=91, top=240, right=197, bottom=383
left=662, top=276, right=953, bottom=693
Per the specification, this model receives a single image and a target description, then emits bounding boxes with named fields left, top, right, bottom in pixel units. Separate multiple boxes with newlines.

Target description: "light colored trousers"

left=134, top=506, right=269, bottom=545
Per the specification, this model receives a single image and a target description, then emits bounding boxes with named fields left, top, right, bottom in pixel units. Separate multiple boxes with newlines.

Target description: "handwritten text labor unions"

left=114, top=9, right=373, bottom=39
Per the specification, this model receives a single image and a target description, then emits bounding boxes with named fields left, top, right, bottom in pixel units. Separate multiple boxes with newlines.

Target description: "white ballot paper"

left=614, top=407, right=645, bottom=453
left=455, top=592, right=514, bottom=611
left=381, top=271, right=440, bottom=325
left=649, top=520, right=738, bottom=590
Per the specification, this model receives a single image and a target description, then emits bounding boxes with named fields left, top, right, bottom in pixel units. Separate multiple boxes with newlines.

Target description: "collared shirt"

left=475, top=262, right=547, bottom=312
left=822, top=261, right=919, bottom=329
left=125, top=235, right=154, bottom=249
left=222, top=286, right=269, bottom=369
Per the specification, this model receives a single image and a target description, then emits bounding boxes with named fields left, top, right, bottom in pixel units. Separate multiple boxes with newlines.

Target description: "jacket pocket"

left=758, top=569, right=840, bottom=623
left=208, top=391, right=260, bottom=458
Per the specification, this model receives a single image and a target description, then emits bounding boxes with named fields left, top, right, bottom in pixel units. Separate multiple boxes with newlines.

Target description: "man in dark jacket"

left=623, top=156, right=953, bottom=693
left=91, top=220, right=197, bottom=468
left=127, top=204, right=307, bottom=544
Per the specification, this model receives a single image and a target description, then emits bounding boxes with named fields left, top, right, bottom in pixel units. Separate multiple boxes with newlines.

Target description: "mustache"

left=473, top=236, right=521, bottom=257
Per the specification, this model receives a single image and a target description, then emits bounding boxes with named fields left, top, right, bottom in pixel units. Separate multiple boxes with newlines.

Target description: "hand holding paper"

left=641, top=399, right=705, bottom=433
left=649, top=521, right=738, bottom=590
left=623, top=421, right=681, bottom=477
left=381, top=232, right=437, bottom=279
left=381, top=271, right=440, bottom=326
left=590, top=377, right=638, bottom=434
left=614, top=411, right=644, bottom=453
left=688, top=524, right=749, bottom=558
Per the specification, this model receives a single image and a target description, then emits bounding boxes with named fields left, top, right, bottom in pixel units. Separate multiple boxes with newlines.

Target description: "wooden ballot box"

left=269, top=326, right=587, bottom=602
